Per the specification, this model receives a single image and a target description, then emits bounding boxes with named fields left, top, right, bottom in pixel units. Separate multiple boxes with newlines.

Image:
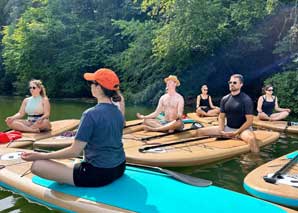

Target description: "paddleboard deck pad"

left=0, top=148, right=293, bottom=213
left=244, top=151, right=298, bottom=208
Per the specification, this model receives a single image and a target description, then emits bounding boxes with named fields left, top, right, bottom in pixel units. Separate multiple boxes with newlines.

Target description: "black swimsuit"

left=199, top=95, right=210, bottom=112
left=262, top=96, right=275, bottom=116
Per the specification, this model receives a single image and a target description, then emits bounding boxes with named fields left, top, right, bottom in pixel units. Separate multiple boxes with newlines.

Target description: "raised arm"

left=218, top=112, right=225, bottom=131
left=235, top=114, right=253, bottom=136
left=137, top=96, right=164, bottom=119
left=7, top=98, right=27, bottom=120
left=208, top=96, right=217, bottom=109
left=274, top=97, right=291, bottom=112
left=177, top=96, right=184, bottom=118
left=118, top=92, right=125, bottom=117
left=41, top=97, right=51, bottom=120
left=196, top=95, right=201, bottom=108
left=257, top=96, right=263, bottom=113
left=22, top=139, right=86, bottom=161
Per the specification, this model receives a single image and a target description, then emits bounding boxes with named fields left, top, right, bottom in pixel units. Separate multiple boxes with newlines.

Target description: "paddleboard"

left=123, top=119, right=144, bottom=134
left=0, top=148, right=294, bottom=213
left=2, top=119, right=80, bottom=149
left=187, top=113, right=218, bottom=125
left=244, top=151, right=298, bottom=208
left=124, top=130, right=280, bottom=167
left=33, top=122, right=197, bottom=149
left=253, top=116, right=298, bottom=134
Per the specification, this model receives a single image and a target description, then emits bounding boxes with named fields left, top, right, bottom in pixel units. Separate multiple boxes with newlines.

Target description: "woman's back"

left=75, top=103, right=125, bottom=168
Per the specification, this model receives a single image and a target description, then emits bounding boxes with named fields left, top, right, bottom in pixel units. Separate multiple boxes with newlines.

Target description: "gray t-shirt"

left=75, top=103, right=125, bottom=168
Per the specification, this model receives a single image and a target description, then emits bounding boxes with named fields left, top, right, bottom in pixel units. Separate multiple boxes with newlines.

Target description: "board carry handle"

left=263, top=152, right=298, bottom=184
left=33, top=148, right=212, bottom=187
left=140, top=122, right=204, bottom=141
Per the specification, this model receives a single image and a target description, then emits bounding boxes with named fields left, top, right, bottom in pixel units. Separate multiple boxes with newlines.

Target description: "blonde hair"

left=30, top=79, right=47, bottom=97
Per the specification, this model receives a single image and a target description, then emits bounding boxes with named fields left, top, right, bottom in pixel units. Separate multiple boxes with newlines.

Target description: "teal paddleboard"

left=0, top=148, right=290, bottom=213
left=30, top=166, right=289, bottom=213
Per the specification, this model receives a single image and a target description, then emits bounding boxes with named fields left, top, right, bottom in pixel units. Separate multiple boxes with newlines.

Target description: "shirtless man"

left=136, top=75, right=184, bottom=132
left=196, top=74, right=259, bottom=153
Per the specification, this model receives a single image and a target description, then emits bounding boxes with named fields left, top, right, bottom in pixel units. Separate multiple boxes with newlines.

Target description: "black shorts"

left=73, top=161, right=126, bottom=187
left=201, top=106, right=210, bottom=113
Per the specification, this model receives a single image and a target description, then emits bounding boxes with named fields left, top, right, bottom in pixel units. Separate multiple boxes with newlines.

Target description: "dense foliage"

left=0, top=0, right=297, bottom=110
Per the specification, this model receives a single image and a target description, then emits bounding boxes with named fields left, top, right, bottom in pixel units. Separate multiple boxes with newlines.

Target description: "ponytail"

left=30, top=79, right=47, bottom=97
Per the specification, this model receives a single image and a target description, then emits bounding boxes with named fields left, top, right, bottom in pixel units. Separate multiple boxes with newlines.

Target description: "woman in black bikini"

left=257, top=84, right=291, bottom=121
left=196, top=85, right=220, bottom=117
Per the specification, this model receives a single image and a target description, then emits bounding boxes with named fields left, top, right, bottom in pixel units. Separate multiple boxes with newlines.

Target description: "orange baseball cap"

left=84, top=68, right=120, bottom=91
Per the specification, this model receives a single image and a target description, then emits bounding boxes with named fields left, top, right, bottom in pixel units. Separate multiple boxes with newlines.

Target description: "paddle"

left=124, top=121, right=143, bottom=128
left=33, top=148, right=212, bottom=187
left=126, top=162, right=212, bottom=187
left=140, top=122, right=204, bottom=141
left=139, top=135, right=226, bottom=153
left=263, top=153, right=298, bottom=184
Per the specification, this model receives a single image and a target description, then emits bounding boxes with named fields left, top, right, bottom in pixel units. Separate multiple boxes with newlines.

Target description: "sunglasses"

left=88, top=81, right=99, bottom=86
left=228, top=81, right=238, bottom=85
left=267, top=89, right=273, bottom=92
left=29, top=86, right=37, bottom=90
left=203, top=89, right=208, bottom=91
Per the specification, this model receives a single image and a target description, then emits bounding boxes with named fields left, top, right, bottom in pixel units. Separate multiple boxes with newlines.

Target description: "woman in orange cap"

left=22, top=68, right=126, bottom=187
left=5, top=79, right=51, bottom=132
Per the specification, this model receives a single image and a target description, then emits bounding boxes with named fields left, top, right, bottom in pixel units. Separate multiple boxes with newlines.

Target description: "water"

left=0, top=96, right=297, bottom=212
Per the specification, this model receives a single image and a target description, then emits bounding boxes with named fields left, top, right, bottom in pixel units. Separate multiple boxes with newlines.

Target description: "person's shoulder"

left=83, top=106, right=97, bottom=115
left=176, top=92, right=184, bottom=99
left=42, top=96, right=50, bottom=102
left=23, top=97, right=31, bottom=103
left=241, top=92, right=252, bottom=101
left=221, top=94, right=231, bottom=101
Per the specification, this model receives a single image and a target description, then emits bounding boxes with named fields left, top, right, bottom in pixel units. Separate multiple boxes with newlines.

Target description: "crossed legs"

left=196, top=126, right=259, bottom=153
left=143, top=119, right=183, bottom=133
left=196, top=108, right=220, bottom=117
left=6, top=119, right=51, bottom=133
left=258, top=111, right=289, bottom=121
left=31, top=159, right=75, bottom=185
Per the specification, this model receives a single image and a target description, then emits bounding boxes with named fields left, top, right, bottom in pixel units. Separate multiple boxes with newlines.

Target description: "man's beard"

left=230, top=87, right=239, bottom=92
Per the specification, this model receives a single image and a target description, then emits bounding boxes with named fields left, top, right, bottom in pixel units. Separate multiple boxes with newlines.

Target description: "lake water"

left=0, top=96, right=297, bottom=212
